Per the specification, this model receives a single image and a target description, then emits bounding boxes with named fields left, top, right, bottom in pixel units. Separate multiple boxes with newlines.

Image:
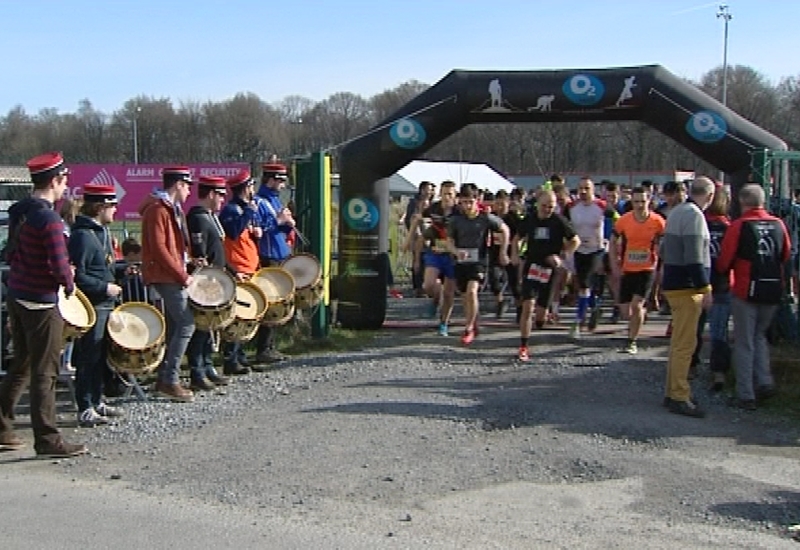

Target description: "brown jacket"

left=139, top=194, right=189, bottom=286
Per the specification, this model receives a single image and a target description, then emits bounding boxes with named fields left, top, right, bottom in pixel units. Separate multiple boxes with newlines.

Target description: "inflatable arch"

left=337, top=64, right=787, bottom=329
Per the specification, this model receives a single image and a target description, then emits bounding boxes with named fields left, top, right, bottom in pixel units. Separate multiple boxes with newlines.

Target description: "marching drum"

left=281, top=254, right=324, bottom=310
left=187, top=266, right=237, bottom=332
left=106, top=302, right=166, bottom=376
left=58, top=287, right=96, bottom=342
left=220, top=281, right=268, bottom=343
left=253, top=267, right=296, bottom=326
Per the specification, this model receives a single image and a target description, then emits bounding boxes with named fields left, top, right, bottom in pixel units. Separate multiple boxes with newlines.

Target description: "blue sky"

left=1, top=0, right=797, bottom=114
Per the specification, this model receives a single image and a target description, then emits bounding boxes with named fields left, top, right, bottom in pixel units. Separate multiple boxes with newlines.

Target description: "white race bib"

left=457, top=248, right=479, bottom=263
left=626, top=249, right=650, bottom=265
left=527, top=263, right=552, bottom=283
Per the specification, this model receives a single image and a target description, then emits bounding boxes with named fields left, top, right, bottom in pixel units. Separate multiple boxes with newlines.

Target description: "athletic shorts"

left=454, top=262, right=486, bottom=294
left=423, top=251, right=455, bottom=280
left=574, top=250, right=604, bottom=290
left=520, top=262, right=555, bottom=309
left=619, top=270, right=656, bottom=304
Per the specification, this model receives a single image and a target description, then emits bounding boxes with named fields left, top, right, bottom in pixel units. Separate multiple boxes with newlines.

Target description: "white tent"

left=397, top=160, right=515, bottom=195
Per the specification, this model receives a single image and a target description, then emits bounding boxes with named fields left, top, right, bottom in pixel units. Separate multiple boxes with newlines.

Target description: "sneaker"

left=0, top=433, right=25, bottom=452
left=207, top=373, right=231, bottom=386
left=569, top=323, right=581, bottom=340
left=190, top=377, right=216, bottom=392
left=35, top=439, right=88, bottom=458
left=461, top=329, right=475, bottom=346
left=517, top=346, right=530, bottom=362
left=437, top=323, right=449, bottom=337
left=223, top=363, right=250, bottom=376
left=78, top=408, right=109, bottom=428
left=95, top=402, right=124, bottom=418
left=155, top=381, right=195, bottom=403
left=667, top=399, right=706, bottom=418
left=587, top=306, right=601, bottom=331
left=622, top=341, right=638, bottom=354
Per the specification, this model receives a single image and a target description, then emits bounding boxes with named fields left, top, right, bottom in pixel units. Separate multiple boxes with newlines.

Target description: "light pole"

left=132, top=106, right=142, bottom=164
left=716, top=3, right=731, bottom=183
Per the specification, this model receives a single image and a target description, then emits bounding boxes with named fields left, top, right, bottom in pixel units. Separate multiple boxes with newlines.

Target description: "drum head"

left=282, top=254, right=321, bottom=289
left=235, top=282, right=268, bottom=320
left=58, top=287, right=95, bottom=329
left=108, top=303, right=165, bottom=349
left=253, top=267, right=295, bottom=302
left=188, top=267, right=236, bottom=307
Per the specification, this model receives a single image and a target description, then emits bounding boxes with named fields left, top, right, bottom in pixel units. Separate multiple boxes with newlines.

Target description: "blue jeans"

left=186, top=329, right=217, bottom=380
left=707, top=293, right=731, bottom=343
left=152, top=283, right=195, bottom=385
left=223, top=340, right=248, bottom=368
left=74, top=305, right=112, bottom=413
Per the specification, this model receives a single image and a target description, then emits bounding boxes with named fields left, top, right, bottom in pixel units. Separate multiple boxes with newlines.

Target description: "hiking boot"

left=95, top=402, right=124, bottom=418
left=207, top=373, right=231, bottom=386
left=78, top=408, right=109, bottom=428
left=587, top=306, right=601, bottom=331
left=0, top=432, right=25, bottom=452
left=190, top=377, right=216, bottom=392
left=667, top=399, right=706, bottom=418
left=35, top=439, right=88, bottom=458
left=223, top=363, right=250, bottom=376
left=155, top=381, right=195, bottom=403
left=517, top=346, right=530, bottom=362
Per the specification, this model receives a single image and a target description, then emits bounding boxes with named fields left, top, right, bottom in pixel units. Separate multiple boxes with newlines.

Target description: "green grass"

left=761, top=343, right=800, bottom=420
left=275, top=317, right=378, bottom=355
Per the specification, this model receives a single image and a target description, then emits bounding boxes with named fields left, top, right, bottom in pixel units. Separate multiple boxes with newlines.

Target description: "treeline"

left=0, top=65, right=798, bottom=177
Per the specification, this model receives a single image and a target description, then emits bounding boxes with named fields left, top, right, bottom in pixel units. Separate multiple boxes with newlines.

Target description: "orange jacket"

left=139, top=194, right=190, bottom=286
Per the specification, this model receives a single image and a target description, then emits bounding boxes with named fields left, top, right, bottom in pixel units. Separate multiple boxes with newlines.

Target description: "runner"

left=487, top=190, right=521, bottom=318
left=447, top=186, right=509, bottom=345
left=564, top=177, right=618, bottom=339
left=408, top=181, right=459, bottom=336
left=609, top=186, right=666, bottom=354
left=512, top=190, right=580, bottom=362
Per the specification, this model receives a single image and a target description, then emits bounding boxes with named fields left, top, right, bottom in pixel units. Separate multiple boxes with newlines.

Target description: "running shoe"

left=461, top=329, right=475, bottom=346
left=517, top=346, right=530, bottom=362
left=622, top=340, right=638, bottom=355
left=437, top=323, right=449, bottom=337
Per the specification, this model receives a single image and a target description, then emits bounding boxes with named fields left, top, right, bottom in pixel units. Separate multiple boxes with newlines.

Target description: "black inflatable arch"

left=337, top=64, right=786, bottom=329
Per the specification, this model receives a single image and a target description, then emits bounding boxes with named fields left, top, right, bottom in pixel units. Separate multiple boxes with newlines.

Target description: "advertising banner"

left=66, top=163, right=249, bottom=220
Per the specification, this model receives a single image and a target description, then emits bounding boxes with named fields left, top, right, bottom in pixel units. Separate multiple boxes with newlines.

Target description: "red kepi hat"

left=162, top=166, right=193, bottom=185
left=83, top=183, right=118, bottom=204
left=226, top=169, right=254, bottom=190
left=198, top=175, right=227, bottom=194
left=27, top=152, right=70, bottom=183
left=261, top=163, right=288, bottom=181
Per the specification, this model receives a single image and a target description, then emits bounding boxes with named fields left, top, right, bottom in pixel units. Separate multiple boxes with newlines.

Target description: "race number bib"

left=457, top=248, right=479, bottom=263
left=534, top=227, right=550, bottom=240
left=626, top=249, right=650, bottom=265
left=527, top=263, right=552, bottom=283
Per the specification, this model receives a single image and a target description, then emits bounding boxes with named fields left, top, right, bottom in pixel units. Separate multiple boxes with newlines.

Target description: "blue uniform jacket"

left=255, top=186, right=292, bottom=261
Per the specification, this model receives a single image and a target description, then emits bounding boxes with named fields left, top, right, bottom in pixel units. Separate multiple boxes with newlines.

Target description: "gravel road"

left=2, top=298, right=799, bottom=548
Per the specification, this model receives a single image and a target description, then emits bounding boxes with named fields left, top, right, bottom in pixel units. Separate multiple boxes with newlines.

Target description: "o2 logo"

left=343, top=197, right=379, bottom=231
left=389, top=118, right=426, bottom=149
left=562, top=74, right=605, bottom=106
left=686, top=110, right=727, bottom=143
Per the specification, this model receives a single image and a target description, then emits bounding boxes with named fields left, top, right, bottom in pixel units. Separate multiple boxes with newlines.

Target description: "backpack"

left=738, top=219, right=784, bottom=304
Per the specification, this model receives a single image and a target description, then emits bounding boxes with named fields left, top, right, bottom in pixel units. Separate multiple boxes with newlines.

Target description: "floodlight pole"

left=717, top=4, right=732, bottom=184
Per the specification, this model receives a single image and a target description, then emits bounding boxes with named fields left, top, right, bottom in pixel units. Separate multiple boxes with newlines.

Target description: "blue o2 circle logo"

left=562, top=74, right=605, bottom=106
left=343, top=197, right=379, bottom=231
left=686, top=110, right=727, bottom=143
left=389, top=118, right=426, bottom=149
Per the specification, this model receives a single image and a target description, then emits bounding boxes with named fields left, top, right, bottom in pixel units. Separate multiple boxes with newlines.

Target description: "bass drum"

left=187, top=266, right=237, bottom=332
left=106, top=302, right=166, bottom=376
left=281, top=254, right=324, bottom=310
left=253, top=267, right=295, bottom=326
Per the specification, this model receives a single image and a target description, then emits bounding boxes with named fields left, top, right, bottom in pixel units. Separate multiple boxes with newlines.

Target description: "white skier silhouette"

left=616, top=76, right=637, bottom=107
left=532, top=94, right=555, bottom=112
left=489, top=79, right=503, bottom=108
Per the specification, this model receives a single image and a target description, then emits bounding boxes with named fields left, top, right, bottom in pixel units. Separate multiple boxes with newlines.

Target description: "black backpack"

left=738, top=219, right=785, bottom=304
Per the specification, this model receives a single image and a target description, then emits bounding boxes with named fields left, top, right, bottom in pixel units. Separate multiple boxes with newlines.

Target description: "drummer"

left=185, top=175, right=234, bottom=391
left=253, top=162, right=294, bottom=365
left=139, top=166, right=196, bottom=403
left=219, top=169, right=262, bottom=375
left=67, top=184, right=125, bottom=427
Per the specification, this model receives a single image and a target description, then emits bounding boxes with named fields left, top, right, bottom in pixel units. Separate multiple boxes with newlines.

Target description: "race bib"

left=534, top=227, right=550, bottom=240
left=457, top=248, right=479, bottom=263
left=527, top=263, right=552, bottom=283
left=432, top=239, right=449, bottom=253
left=626, top=249, right=650, bottom=265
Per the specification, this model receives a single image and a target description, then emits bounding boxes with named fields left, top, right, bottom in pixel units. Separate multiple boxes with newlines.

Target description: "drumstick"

left=235, top=300, right=252, bottom=308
